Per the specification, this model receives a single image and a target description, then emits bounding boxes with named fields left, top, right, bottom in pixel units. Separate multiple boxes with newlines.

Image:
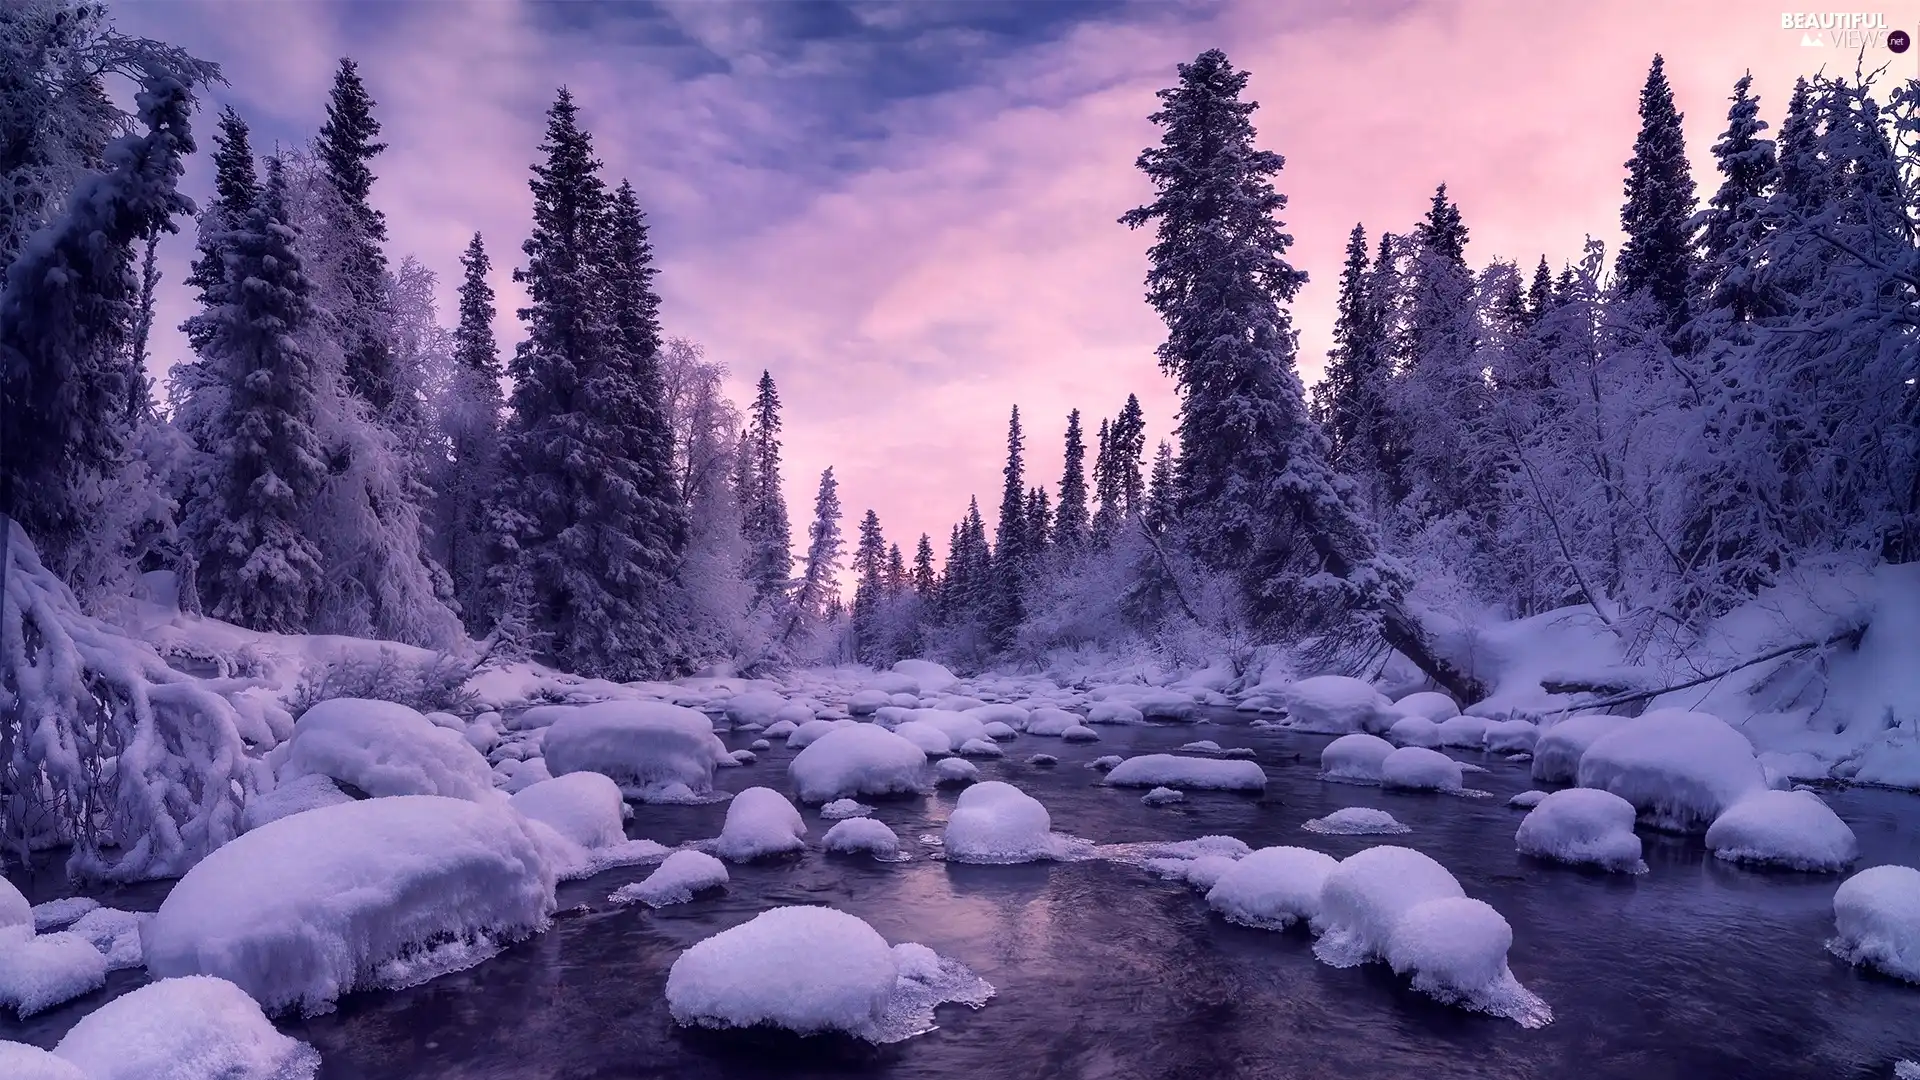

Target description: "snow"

left=30, top=897, right=97, bottom=932
left=510, top=772, right=628, bottom=850
left=1384, top=897, right=1551, bottom=1028
left=142, top=794, right=557, bottom=1014
left=51, top=975, right=320, bottom=1080
left=722, top=690, right=788, bottom=728
left=1483, top=719, right=1540, bottom=754
left=1279, top=676, right=1393, bottom=734
left=1576, top=709, right=1769, bottom=831
left=1896, top=1062, right=1920, bottom=1080
left=1706, top=789, right=1859, bottom=871
left=541, top=700, right=731, bottom=800
left=1089, top=755, right=1123, bottom=772
left=1103, top=754, right=1266, bottom=792
left=821, top=798, right=871, bottom=819
left=932, top=757, right=979, bottom=785
left=610, top=850, right=729, bottom=908
left=762, top=719, right=799, bottom=739
left=1320, top=734, right=1395, bottom=783
left=788, top=718, right=855, bottom=749
left=1303, top=807, right=1411, bottom=835
left=1314, top=846, right=1465, bottom=967
left=1393, top=691, right=1460, bottom=721
left=0, top=1043, right=88, bottom=1080
left=1508, top=790, right=1549, bottom=809
left=906, top=709, right=989, bottom=748
left=1827, top=864, right=1920, bottom=983
left=749, top=739, right=771, bottom=751
left=1531, top=714, right=1626, bottom=784
left=1434, top=715, right=1493, bottom=749
left=1086, top=701, right=1145, bottom=725
left=1154, top=853, right=1241, bottom=891
left=958, top=737, right=1005, bottom=757
left=982, top=721, right=1018, bottom=740
left=1387, top=715, right=1443, bottom=748
left=823, top=818, right=905, bottom=860
left=711, top=787, right=807, bottom=861
left=665, top=906, right=988, bottom=1042
left=1025, top=708, right=1081, bottom=736
left=788, top=724, right=928, bottom=804
left=1181, top=740, right=1223, bottom=753
left=1060, top=724, right=1100, bottom=742
left=276, top=697, right=494, bottom=802
left=965, top=704, right=1030, bottom=728
left=848, top=689, right=890, bottom=716
left=1026, top=753, right=1058, bottom=767
left=0, top=929, right=108, bottom=1017
left=68, top=908, right=148, bottom=972
left=892, top=659, right=960, bottom=694
left=944, top=781, right=1072, bottom=863
left=1514, top=789, right=1647, bottom=873
left=1205, top=847, right=1339, bottom=930
left=1, top=877, right=29, bottom=933
left=1142, top=787, right=1185, bottom=806
left=1380, top=747, right=1465, bottom=792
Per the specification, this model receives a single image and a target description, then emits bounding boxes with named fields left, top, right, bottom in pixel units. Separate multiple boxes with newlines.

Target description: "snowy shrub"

left=52, top=975, right=320, bottom=1080
left=285, top=645, right=481, bottom=718
left=1705, top=790, right=1857, bottom=872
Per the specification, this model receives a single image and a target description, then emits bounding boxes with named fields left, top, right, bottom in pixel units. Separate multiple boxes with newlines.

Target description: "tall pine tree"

left=785, top=466, right=843, bottom=644
left=989, top=406, right=1027, bottom=647
left=739, top=370, right=793, bottom=606
left=314, top=57, right=401, bottom=418
left=443, top=231, right=504, bottom=625
left=1053, top=408, right=1088, bottom=550
left=850, top=508, right=887, bottom=662
left=912, top=533, right=937, bottom=599
left=1109, top=394, right=1146, bottom=516
left=1617, top=54, right=1699, bottom=335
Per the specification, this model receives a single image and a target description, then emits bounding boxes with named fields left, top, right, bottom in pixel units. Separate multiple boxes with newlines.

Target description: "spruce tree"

left=912, top=533, right=937, bottom=599
left=1691, top=72, right=1779, bottom=327
left=885, top=542, right=908, bottom=596
left=1525, top=256, right=1554, bottom=325
left=1617, top=54, right=1699, bottom=334
left=443, top=231, right=503, bottom=625
left=1089, top=416, right=1119, bottom=543
left=1024, top=485, right=1051, bottom=560
left=961, top=498, right=992, bottom=614
left=989, top=406, right=1027, bottom=647
left=786, top=467, right=843, bottom=641
left=181, top=106, right=256, bottom=356
left=940, top=520, right=967, bottom=620
left=850, top=508, right=886, bottom=662
left=1318, top=222, right=1382, bottom=468
left=740, top=370, right=794, bottom=605
left=1395, top=183, right=1489, bottom=522
left=1053, top=408, right=1088, bottom=550
left=315, top=57, right=400, bottom=417
left=1109, top=394, right=1146, bottom=516
left=1144, top=440, right=1176, bottom=534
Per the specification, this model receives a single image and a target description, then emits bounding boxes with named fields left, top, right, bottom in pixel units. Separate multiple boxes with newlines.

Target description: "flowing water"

left=5, top=715, right=1918, bottom=1079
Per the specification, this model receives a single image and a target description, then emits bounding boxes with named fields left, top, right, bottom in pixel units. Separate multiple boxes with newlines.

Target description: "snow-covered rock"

left=892, top=660, right=960, bottom=695
left=964, top=704, right=1029, bottom=728
left=788, top=724, right=928, bottom=804
left=1380, top=747, right=1465, bottom=792
left=1026, top=753, right=1057, bottom=767
left=510, top=772, right=628, bottom=850
left=958, top=737, right=1005, bottom=757
left=1303, top=807, right=1410, bottom=835
left=1314, top=846, right=1464, bottom=967
left=932, top=757, right=978, bottom=786
left=0, top=929, right=107, bottom=1017
left=0, top=1042, right=88, bottom=1080
left=711, top=787, right=806, bottom=861
left=1393, top=691, right=1459, bottom=722
left=787, top=718, right=854, bottom=750
left=1386, top=715, right=1443, bottom=748
left=67, top=908, right=148, bottom=972
left=762, top=719, right=799, bottom=739
left=142, top=795, right=556, bottom=1014
left=610, top=850, right=729, bottom=908
left=1141, top=786, right=1185, bottom=806
left=982, top=721, right=1018, bottom=740
left=1180, top=740, right=1223, bottom=753
left=1088, top=755, right=1123, bottom=772
left=847, top=689, right=891, bottom=716
left=823, top=818, right=904, bottom=860
left=1531, top=714, right=1625, bottom=784
left=1280, top=676, right=1393, bottom=734
left=1483, top=719, right=1540, bottom=754
left=1705, top=789, right=1858, bottom=872
left=1827, top=864, right=1920, bottom=984
left=722, top=691, right=790, bottom=728
left=51, top=975, right=319, bottom=1080
left=1, top=877, right=30, bottom=933
left=1434, top=715, right=1493, bottom=749
left=1086, top=701, right=1144, bottom=725
left=1576, top=709, right=1768, bottom=831
left=1508, top=790, right=1549, bottom=809
left=1103, top=754, right=1266, bottom=792
left=1061, top=724, right=1100, bottom=742
left=542, top=700, right=730, bottom=799
left=820, top=798, right=871, bottom=819
left=1206, top=847, right=1339, bottom=930
left=944, top=781, right=1069, bottom=863
left=907, top=710, right=988, bottom=749
left=1514, top=789, right=1647, bottom=873
left=277, top=698, right=494, bottom=802
left=30, top=897, right=97, bottom=933
left=1321, top=734, right=1395, bottom=783
left=892, top=720, right=954, bottom=754
left=242, top=773, right=356, bottom=834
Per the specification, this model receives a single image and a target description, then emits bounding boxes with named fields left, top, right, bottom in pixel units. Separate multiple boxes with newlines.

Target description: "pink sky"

left=120, top=0, right=1916, bottom=565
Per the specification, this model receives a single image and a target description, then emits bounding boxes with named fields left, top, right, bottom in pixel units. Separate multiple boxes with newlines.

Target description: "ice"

left=0, top=1042, right=88, bottom=1080
left=30, top=897, right=98, bottom=932
left=848, top=689, right=891, bottom=716
left=665, top=906, right=988, bottom=1042
left=821, top=798, right=872, bottom=819
left=1025, top=708, right=1081, bottom=736
left=944, top=781, right=1073, bottom=863
left=1897, top=1062, right=1919, bottom=1080
left=541, top=700, right=731, bottom=800
left=51, top=975, right=320, bottom=1080
left=1303, top=807, right=1411, bottom=835
left=1380, top=747, right=1465, bottom=792
left=68, top=908, right=149, bottom=971
left=1279, top=676, right=1394, bottom=734
left=1483, top=719, right=1540, bottom=754
left=1061, top=725, right=1100, bottom=742
left=958, top=738, right=1004, bottom=757
left=892, top=659, right=960, bottom=694
left=982, top=721, right=1019, bottom=740
left=723, top=690, right=788, bottom=728
left=276, top=697, right=494, bottom=802
left=610, top=850, right=729, bottom=907
left=1314, top=846, right=1465, bottom=968
left=2, top=878, right=32, bottom=932
left=1393, top=691, right=1460, bottom=721
left=1142, top=786, right=1185, bottom=806
left=1086, top=701, right=1145, bottom=725
left=142, top=795, right=557, bottom=1014
left=893, top=720, right=954, bottom=754
left=1508, top=790, right=1549, bottom=809
left=1387, top=715, right=1443, bottom=747
left=711, top=787, right=807, bottom=861
left=1514, top=789, right=1647, bottom=873
left=1158, top=853, right=1241, bottom=890
left=511, top=772, right=628, bottom=850
left=1320, top=734, right=1395, bottom=783
left=1705, top=789, right=1859, bottom=871
left=1088, top=755, right=1124, bottom=772
left=1576, top=709, right=1769, bottom=831
left=1531, top=714, right=1626, bottom=784
left=933, top=757, right=979, bottom=785
left=789, top=724, right=929, bottom=803
left=1026, top=754, right=1058, bottom=767
left=823, top=818, right=906, bottom=860
left=1103, top=754, right=1267, bottom=792
left=1827, top=864, right=1920, bottom=984
left=1384, top=897, right=1552, bottom=1027
left=1434, top=715, right=1493, bottom=748
left=1205, top=846, right=1339, bottom=930
left=0, top=929, right=108, bottom=1016
left=788, top=718, right=855, bottom=749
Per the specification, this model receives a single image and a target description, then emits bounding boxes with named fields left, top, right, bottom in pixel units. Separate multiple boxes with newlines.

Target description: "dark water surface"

left=6, top=716, right=1918, bottom=1079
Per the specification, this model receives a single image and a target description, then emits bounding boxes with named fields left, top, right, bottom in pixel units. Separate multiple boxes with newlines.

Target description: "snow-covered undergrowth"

left=539, top=700, right=731, bottom=800
left=1826, top=864, right=1920, bottom=984
left=1514, top=789, right=1647, bottom=873
left=142, top=795, right=556, bottom=1014
left=788, top=724, right=928, bottom=803
left=664, top=906, right=991, bottom=1041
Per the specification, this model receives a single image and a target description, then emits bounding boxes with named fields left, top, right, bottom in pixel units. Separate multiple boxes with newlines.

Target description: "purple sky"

left=114, top=0, right=1909, bottom=560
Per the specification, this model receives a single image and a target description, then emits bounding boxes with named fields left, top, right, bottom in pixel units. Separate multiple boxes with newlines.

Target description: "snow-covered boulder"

left=1088, top=755, right=1123, bottom=772
left=1827, top=864, right=1920, bottom=984
left=0, top=1043, right=88, bottom=1080
left=1205, top=847, right=1339, bottom=930
left=722, top=690, right=788, bottom=729
left=1483, top=719, right=1540, bottom=754
left=1508, top=790, right=1549, bottom=809
left=907, top=709, right=989, bottom=748
left=142, top=795, right=557, bottom=1014
left=1, top=877, right=30, bottom=933
left=821, top=798, right=870, bottom=819
left=1320, top=734, right=1395, bottom=783
left=67, top=908, right=146, bottom=972
left=1060, top=724, right=1100, bottom=742
left=1303, top=807, right=1410, bottom=836
left=1086, top=701, right=1144, bottom=725
left=1103, top=754, right=1266, bottom=792
left=892, top=720, right=954, bottom=755
left=847, top=689, right=891, bottom=716
left=1393, top=691, right=1459, bottom=722
left=789, top=724, right=928, bottom=804
left=1314, top=846, right=1465, bottom=967
left=0, top=930, right=108, bottom=1017
left=773, top=702, right=818, bottom=726
left=964, top=704, right=1029, bottom=728
left=1380, top=747, right=1465, bottom=793
left=1133, top=690, right=1197, bottom=721
left=1576, top=710, right=1768, bottom=831
left=277, top=698, right=494, bottom=802
left=51, top=976, right=319, bottom=1080
left=892, top=659, right=960, bottom=695
left=787, top=718, right=853, bottom=750
left=1705, top=790, right=1858, bottom=872
left=30, top=898, right=98, bottom=933
left=944, top=781, right=1069, bottom=863
left=1386, top=715, right=1443, bottom=748
left=1024, top=708, right=1079, bottom=736
left=610, top=850, right=728, bottom=908
left=711, top=787, right=806, bottom=861
left=1531, top=714, right=1624, bottom=784
left=510, top=772, right=627, bottom=851
left=762, top=719, right=799, bottom=739
left=1434, top=715, right=1493, bottom=749
left=932, top=757, right=979, bottom=786
left=1280, top=676, right=1393, bottom=735
left=1514, top=789, right=1646, bottom=873
left=982, top=721, right=1018, bottom=741
left=1141, top=787, right=1185, bottom=807
left=542, top=701, right=731, bottom=799
left=958, top=737, right=1004, bottom=757
left=823, top=818, right=904, bottom=860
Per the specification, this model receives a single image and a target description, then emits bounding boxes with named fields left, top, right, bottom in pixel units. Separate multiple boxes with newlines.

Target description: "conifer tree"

left=1692, top=72, right=1779, bottom=328
left=1617, top=54, right=1699, bottom=334
left=885, top=542, right=908, bottom=596
left=786, top=467, right=844, bottom=642
left=989, top=406, right=1028, bottom=647
left=850, top=508, right=886, bottom=661
left=181, top=106, right=256, bottom=356
left=314, top=57, right=400, bottom=418
left=1395, top=183, right=1488, bottom=521
left=1144, top=440, right=1176, bottom=534
left=1317, top=222, right=1388, bottom=471
left=1025, top=485, right=1051, bottom=560
left=739, top=370, right=793, bottom=605
left=443, top=231, right=503, bottom=625
left=1109, top=394, right=1146, bottom=516
left=1053, top=408, right=1088, bottom=550
left=1090, top=416, right=1119, bottom=544
left=912, top=533, right=937, bottom=599
left=1525, top=256, right=1554, bottom=325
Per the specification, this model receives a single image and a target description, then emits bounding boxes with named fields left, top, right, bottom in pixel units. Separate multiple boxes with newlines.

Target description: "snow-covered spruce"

left=710, top=787, right=807, bottom=862
left=823, top=818, right=906, bottom=860
left=1514, top=789, right=1647, bottom=873
left=1303, top=807, right=1410, bottom=836
left=1103, top=754, right=1266, bottom=792
left=1531, top=714, right=1625, bottom=784
left=610, top=850, right=729, bottom=908
left=1142, top=787, right=1185, bottom=807
left=788, top=724, right=929, bottom=804
left=1379, top=747, right=1465, bottom=793
left=142, top=795, right=557, bottom=1014
left=1826, top=865, right=1920, bottom=983
left=943, top=781, right=1079, bottom=863
left=1279, top=676, right=1394, bottom=734
left=664, top=906, right=989, bottom=1042
left=541, top=700, right=731, bottom=800
left=1206, top=847, right=1339, bottom=930
left=1576, top=710, right=1768, bottom=832
left=0, top=929, right=107, bottom=1017
left=1321, top=734, right=1395, bottom=783
left=1704, top=789, right=1858, bottom=872
left=51, top=975, right=320, bottom=1080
